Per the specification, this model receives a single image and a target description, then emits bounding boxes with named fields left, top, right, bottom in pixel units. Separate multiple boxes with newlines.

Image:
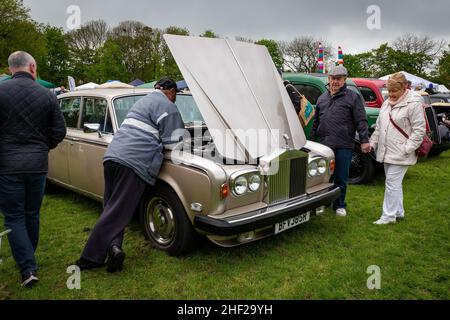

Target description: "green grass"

left=1, top=151, right=449, bottom=300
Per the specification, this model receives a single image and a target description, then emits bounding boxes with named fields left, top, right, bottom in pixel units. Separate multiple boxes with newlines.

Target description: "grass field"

left=0, top=151, right=449, bottom=300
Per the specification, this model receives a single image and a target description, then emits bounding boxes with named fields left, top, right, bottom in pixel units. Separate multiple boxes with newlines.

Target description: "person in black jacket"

left=310, top=66, right=370, bottom=217
left=0, top=51, right=66, bottom=287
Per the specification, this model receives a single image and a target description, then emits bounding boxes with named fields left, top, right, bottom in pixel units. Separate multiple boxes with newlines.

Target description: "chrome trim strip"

left=223, top=190, right=330, bottom=224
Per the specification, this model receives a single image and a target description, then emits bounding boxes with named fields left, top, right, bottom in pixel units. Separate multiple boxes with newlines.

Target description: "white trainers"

left=21, top=271, right=39, bottom=288
left=336, top=208, right=347, bottom=217
left=373, top=219, right=396, bottom=225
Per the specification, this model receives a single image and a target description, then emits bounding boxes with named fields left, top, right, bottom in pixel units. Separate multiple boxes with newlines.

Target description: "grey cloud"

left=23, top=0, right=450, bottom=53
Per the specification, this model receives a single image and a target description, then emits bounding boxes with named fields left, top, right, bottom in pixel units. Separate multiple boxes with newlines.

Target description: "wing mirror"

left=83, top=123, right=103, bottom=138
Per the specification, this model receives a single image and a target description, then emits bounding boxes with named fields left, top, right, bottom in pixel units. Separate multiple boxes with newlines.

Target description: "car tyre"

left=427, top=149, right=444, bottom=157
left=139, top=181, right=201, bottom=256
left=348, top=149, right=376, bottom=185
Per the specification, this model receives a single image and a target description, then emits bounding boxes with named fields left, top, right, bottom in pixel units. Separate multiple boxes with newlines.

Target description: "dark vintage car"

left=430, top=94, right=450, bottom=104
left=428, top=102, right=450, bottom=156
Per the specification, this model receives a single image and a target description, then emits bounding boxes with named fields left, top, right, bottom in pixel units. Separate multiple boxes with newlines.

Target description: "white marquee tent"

left=97, top=81, right=133, bottom=89
left=74, top=82, right=98, bottom=90
left=437, top=85, right=450, bottom=93
left=379, top=71, right=437, bottom=89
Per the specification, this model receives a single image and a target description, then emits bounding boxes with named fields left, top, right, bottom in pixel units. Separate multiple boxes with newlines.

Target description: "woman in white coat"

left=369, top=73, right=426, bottom=225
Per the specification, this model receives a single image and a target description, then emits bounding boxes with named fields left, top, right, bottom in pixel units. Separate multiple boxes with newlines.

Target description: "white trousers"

left=380, top=163, right=409, bottom=222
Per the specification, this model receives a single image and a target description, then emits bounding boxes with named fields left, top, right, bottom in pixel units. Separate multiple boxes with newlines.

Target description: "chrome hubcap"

left=146, top=197, right=175, bottom=245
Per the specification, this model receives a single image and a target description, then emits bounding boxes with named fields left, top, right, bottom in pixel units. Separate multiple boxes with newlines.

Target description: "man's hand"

left=361, top=143, right=371, bottom=153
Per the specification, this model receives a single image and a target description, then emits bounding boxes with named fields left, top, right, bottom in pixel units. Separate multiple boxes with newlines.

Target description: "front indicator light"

left=220, top=183, right=229, bottom=199
left=329, top=159, right=336, bottom=175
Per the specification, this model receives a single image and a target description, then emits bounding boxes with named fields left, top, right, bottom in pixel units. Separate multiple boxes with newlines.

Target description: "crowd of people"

left=0, top=51, right=428, bottom=288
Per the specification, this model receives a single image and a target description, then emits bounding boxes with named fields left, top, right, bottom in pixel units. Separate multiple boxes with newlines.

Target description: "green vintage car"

left=283, top=73, right=380, bottom=184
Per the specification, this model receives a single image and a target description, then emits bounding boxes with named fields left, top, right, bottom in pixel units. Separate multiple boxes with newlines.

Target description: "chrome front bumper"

left=194, top=185, right=340, bottom=236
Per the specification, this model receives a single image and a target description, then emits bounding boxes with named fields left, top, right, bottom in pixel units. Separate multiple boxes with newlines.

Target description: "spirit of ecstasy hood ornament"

left=283, top=134, right=292, bottom=150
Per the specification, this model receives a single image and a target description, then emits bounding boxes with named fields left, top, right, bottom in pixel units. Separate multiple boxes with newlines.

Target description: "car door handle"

left=69, top=137, right=79, bottom=145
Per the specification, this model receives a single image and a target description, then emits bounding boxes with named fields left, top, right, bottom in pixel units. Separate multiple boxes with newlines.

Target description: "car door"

left=290, top=83, right=323, bottom=138
left=48, top=97, right=81, bottom=186
left=67, top=97, right=113, bottom=200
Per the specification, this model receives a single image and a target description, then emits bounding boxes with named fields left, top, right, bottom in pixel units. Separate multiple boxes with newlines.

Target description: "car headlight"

left=308, top=161, right=318, bottom=177
left=308, top=158, right=328, bottom=177
left=248, top=174, right=261, bottom=192
left=318, top=159, right=327, bottom=175
left=233, top=175, right=248, bottom=195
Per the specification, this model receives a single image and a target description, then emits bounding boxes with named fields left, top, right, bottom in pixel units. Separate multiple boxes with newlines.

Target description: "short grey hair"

left=8, top=51, right=35, bottom=69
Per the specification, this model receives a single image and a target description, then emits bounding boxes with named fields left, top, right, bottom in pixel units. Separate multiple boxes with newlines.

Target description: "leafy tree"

left=393, top=33, right=447, bottom=75
left=235, top=36, right=254, bottom=43
left=200, top=29, right=217, bottom=38
left=0, top=0, right=46, bottom=74
left=110, top=21, right=161, bottom=82
left=431, top=45, right=450, bottom=87
left=88, top=39, right=126, bottom=83
left=371, top=43, right=432, bottom=78
left=255, top=39, right=283, bottom=69
left=279, top=37, right=332, bottom=73
left=342, top=52, right=375, bottom=78
left=159, top=26, right=190, bottom=80
left=67, top=19, right=109, bottom=83
left=37, top=26, right=71, bottom=86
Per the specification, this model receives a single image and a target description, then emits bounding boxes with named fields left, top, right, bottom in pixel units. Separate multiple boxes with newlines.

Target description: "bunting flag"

left=317, top=43, right=324, bottom=74
left=338, top=46, right=344, bottom=65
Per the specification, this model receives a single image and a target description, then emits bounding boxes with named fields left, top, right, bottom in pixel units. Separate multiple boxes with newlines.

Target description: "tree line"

left=1, top=0, right=448, bottom=88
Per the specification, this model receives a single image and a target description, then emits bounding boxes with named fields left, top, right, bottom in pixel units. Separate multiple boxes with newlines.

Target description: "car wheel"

left=427, top=149, right=444, bottom=157
left=139, top=182, right=201, bottom=256
left=348, top=149, right=376, bottom=184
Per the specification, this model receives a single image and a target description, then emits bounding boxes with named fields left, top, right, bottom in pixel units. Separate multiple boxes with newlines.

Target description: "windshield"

left=113, top=93, right=205, bottom=127
left=422, top=95, right=431, bottom=105
left=174, top=94, right=205, bottom=125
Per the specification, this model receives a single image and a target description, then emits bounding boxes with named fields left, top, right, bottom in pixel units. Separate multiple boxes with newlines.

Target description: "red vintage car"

left=352, top=78, right=387, bottom=108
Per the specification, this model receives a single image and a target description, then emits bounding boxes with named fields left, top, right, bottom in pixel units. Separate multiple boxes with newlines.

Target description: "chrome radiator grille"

left=267, top=151, right=307, bottom=204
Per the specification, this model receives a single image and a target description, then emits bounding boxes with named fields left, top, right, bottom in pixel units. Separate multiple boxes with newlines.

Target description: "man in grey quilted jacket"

left=0, top=51, right=66, bottom=287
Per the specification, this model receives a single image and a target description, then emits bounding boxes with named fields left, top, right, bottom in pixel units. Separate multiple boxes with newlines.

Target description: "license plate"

left=274, top=212, right=310, bottom=234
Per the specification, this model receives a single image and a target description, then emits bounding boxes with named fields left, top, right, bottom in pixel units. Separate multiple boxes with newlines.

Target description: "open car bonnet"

left=164, top=34, right=306, bottom=163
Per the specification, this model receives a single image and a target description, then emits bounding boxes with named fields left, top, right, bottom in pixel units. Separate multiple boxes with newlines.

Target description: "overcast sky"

left=23, top=0, right=450, bottom=55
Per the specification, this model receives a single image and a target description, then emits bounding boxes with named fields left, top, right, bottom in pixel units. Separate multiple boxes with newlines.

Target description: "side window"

left=60, top=97, right=81, bottom=128
left=98, top=99, right=113, bottom=133
left=294, top=84, right=322, bottom=105
left=358, top=86, right=377, bottom=102
left=81, top=98, right=112, bottom=133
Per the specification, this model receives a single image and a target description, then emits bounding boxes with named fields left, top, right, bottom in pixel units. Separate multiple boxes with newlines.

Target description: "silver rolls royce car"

left=48, top=35, right=340, bottom=255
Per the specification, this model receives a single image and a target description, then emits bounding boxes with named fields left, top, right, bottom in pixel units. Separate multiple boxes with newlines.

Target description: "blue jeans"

left=331, top=148, right=353, bottom=210
left=0, top=174, right=46, bottom=276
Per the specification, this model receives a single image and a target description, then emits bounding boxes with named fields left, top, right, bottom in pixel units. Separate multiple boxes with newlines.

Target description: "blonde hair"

left=387, top=72, right=408, bottom=91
